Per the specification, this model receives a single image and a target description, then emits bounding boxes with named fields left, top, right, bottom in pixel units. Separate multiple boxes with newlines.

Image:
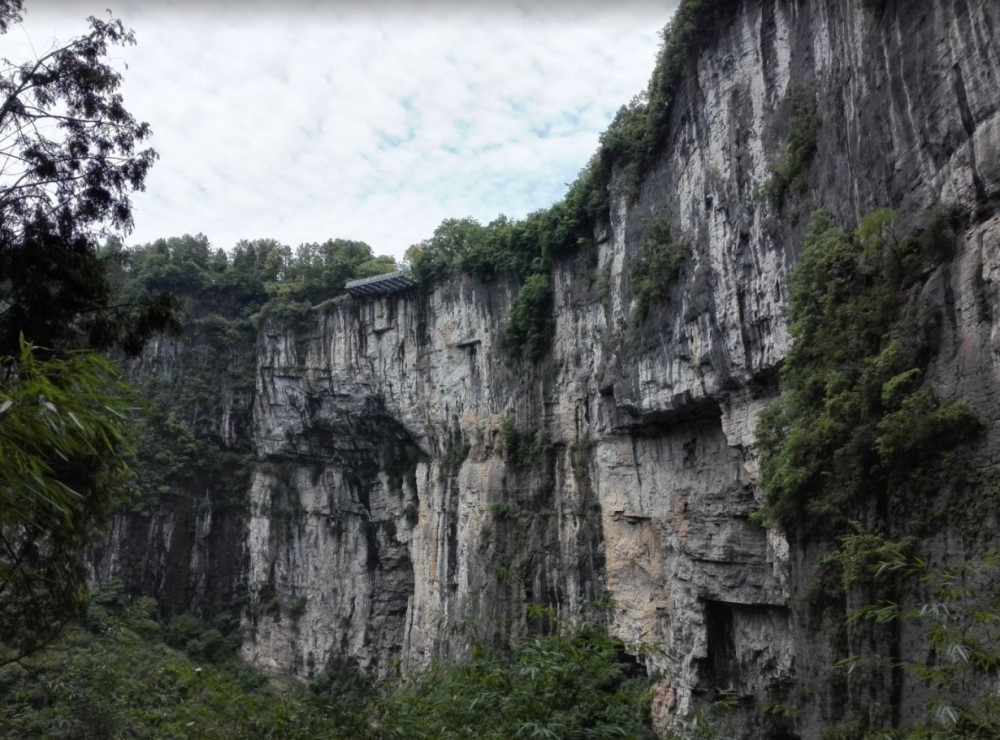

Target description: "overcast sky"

left=5, top=1, right=677, bottom=261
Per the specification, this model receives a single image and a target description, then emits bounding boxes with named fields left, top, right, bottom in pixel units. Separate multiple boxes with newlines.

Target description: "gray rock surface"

left=96, top=1, right=1000, bottom=736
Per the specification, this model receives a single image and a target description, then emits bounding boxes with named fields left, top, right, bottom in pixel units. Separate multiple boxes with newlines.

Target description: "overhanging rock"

left=345, top=270, right=417, bottom=298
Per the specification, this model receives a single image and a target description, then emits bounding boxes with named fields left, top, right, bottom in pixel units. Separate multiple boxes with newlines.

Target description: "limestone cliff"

left=93, top=318, right=256, bottom=619
left=97, top=1, right=1000, bottom=737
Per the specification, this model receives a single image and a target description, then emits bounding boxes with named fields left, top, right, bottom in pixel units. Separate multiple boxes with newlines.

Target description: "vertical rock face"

left=96, top=1, right=1000, bottom=737
left=92, top=323, right=255, bottom=618
left=240, top=0, right=1000, bottom=729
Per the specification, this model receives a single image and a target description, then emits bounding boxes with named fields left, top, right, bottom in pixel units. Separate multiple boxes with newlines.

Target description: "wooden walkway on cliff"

left=344, top=270, right=417, bottom=298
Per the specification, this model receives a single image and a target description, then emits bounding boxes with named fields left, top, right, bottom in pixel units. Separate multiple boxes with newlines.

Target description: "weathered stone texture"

left=98, top=1, right=1000, bottom=737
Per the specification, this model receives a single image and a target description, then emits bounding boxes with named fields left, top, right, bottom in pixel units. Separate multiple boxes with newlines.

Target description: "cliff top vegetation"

left=403, top=0, right=727, bottom=288
left=110, top=234, right=398, bottom=323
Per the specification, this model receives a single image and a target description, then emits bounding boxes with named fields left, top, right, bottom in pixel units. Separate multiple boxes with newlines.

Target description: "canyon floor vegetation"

left=0, top=582, right=657, bottom=739
left=4, top=0, right=1000, bottom=737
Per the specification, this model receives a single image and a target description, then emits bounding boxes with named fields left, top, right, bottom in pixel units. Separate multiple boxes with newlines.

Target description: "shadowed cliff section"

left=92, top=1, right=1000, bottom=737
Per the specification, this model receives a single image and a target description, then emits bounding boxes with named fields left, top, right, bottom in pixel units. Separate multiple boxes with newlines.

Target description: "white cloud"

left=5, top=1, right=677, bottom=260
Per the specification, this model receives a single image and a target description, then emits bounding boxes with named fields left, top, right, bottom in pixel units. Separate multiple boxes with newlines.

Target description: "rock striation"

left=97, top=1, right=1000, bottom=736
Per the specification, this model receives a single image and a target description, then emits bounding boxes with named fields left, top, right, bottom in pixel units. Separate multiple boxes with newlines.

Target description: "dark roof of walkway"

left=344, top=270, right=417, bottom=297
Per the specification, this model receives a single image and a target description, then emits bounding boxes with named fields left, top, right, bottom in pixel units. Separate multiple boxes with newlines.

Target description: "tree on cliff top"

left=0, top=3, right=178, bottom=660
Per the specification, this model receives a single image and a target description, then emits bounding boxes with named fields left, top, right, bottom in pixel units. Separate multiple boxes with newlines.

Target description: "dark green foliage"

left=404, top=175, right=605, bottom=288
left=0, top=585, right=341, bottom=739
left=404, top=215, right=573, bottom=359
left=757, top=201, right=983, bottom=737
left=439, top=436, right=471, bottom=481
left=117, top=286, right=259, bottom=523
left=762, top=88, right=820, bottom=209
left=599, top=96, right=656, bottom=184
left=0, top=6, right=186, bottom=667
left=501, top=274, right=554, bottom=361
left=119, top=234, right=397, bottom=319
left=401, top=0, right=737, bottom=361
left=441, top=440, right=471, bottom=470
left=271, top=238, right=395, bottom=305
left=111, top=234, right=275, bottom=330
left=592, top=0, right=730, bottom=205
left=496, top=417, right=552, bottom=466
left=760, top=203, right=989, bottom=739
left=225, top=238, right=291, bottom=309
left=632, top=214, right=688, bottom=321
left=0, top=10, right=182, bottom=359
left=0, top=587, right=655, bottom=739
left=404, top=503, right=419, bottom=526
left=376, top=625, right=655, bottom=740
left=310, top=659, right=379, bottom=738
left=490, top=501, right=529, bottom=522
left=0, top=340, right=138, bottom=659
left=128, top=404, right=251, bottom=513
left=162, top=611, right=242, bottom=664
left=756, top=206, right=983, bottom=538
left=826, top=543, right=1000, bottom=737
left=647, top=0, right=729, bottom=116
left=406, top=218, right=498, bottom=282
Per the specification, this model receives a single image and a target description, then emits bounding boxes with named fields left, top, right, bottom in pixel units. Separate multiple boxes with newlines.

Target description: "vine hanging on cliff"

left=761, top=87, right=820, bottom=210
left=501, top=274, right=554, bottom=362
left=754, top=204, right=988, bottom=735
left=631, top=213, right=688, bottom=322
left=755, top=205, right=982, bottom=539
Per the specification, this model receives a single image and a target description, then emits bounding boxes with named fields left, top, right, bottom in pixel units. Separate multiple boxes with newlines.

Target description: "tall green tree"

left=276, top=238, right=394, bottom=304
left=0, top=4, right=178, bottom=356
left=0, top=4, right=178, bottom=659
left=0, top=337, right=134, bottom=663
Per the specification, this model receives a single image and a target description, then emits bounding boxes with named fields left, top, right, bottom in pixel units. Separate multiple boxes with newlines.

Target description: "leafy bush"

left=754, top=203, right=996, bottom=740
left=406, top=217, right=496, bottom=282
left=310, top=659, right=379, bottom=738
left=376, top=625, right=655, bottom=740
left=632, top=214, right=688, bottom=321
left=647, top=0, right=729, bottom=113
left=496, top=417, right=552, bottom=465
left=827, top=541, right=1000, bottom=737
left=0, top=591, right=655, bottom=739
left=490, top=501, right=528, bottom=522
left=120, top=234, right=398, bottom=319
left=0, top=592, right=337, bottom=739
left=762, top=88, right=820, bottom=209
left=438, top=436, right=471, bottom=481
left=0, top=339, right=136, bottom=657
left=501, top=274, right=554, bottom=361
left=756, top=206, right=982, bottom=537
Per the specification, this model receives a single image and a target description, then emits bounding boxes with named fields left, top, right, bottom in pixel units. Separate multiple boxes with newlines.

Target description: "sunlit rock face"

left=92, top=1, right=1000, bottom=737
left=239, top=1, right=1000, bottom=732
